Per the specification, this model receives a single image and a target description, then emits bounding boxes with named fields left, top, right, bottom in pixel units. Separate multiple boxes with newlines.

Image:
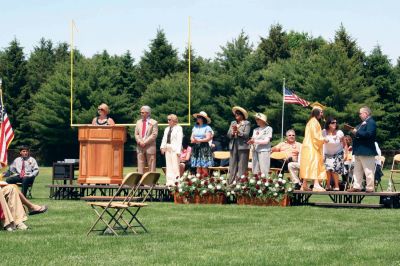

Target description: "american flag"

left=0, top=104, right=14, bottom=168
left=284, top=88, right=310, bottom=107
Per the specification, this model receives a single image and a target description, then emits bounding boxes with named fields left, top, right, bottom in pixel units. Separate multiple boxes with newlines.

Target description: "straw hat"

left=232, top=106, right=248, bottom=119
left=193, top=111, right=211, bottom=124
left=311, top=102, right=326, bottom=111
left=254, top=113, right=268, bottom=124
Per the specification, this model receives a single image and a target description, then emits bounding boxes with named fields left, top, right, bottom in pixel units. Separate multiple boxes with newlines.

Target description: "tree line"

left=0, top=23, right=399, bottom=165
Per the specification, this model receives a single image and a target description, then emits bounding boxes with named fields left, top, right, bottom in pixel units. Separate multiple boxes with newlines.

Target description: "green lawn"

left=2, top=168, right=400, bottom=265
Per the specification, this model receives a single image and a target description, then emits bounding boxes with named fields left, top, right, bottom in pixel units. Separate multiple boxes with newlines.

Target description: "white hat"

left=193, top=111, right=211, bottom=124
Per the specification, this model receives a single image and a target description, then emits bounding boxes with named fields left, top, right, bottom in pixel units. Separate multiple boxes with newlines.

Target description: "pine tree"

left=258, top=24, right=290, bottom=65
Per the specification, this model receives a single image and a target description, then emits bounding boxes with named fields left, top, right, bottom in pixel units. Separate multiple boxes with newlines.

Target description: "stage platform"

left=46, top=184, right=400, bottom=208
left=47, top=184, right=173, bottom=202
left=292, top=190, right=400, bottom=208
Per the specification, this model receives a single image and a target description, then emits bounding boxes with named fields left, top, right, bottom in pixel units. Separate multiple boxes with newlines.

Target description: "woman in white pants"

left=161, top=114, right=183, bottom=186
left=247, top=113, right=273, bottom=176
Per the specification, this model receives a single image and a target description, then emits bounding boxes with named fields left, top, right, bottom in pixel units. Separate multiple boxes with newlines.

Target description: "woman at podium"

left=91, top=103, right=115, bottom=126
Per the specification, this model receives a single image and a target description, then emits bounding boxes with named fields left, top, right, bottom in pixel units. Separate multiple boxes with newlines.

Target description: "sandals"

left=29, top=205, right=48, bottom=216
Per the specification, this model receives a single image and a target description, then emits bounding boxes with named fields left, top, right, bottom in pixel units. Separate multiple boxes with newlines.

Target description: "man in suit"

left=135, top=106, right=158, bottom=174
left=348, top=106, right=377, bottom=192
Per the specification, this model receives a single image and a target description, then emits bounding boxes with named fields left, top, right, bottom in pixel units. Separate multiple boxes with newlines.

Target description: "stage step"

left=311, top=202, right=384, bottom=208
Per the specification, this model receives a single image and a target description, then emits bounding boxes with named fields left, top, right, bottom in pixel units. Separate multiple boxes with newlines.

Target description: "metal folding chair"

left=388, top=154, right=400, bottom=191
left=86, top=172, right=143, bottom=236
left=208, top=151, right=230, bottom=175
left=270, top=151, right=288, bottom=176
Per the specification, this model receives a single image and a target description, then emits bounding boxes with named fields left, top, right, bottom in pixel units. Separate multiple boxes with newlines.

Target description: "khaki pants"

left=353, top=155, right=375, bottom=190
left=137, top=151, right=156, bottom=174
left=165, top=145, right=180, bottom=186
left=252, top=151, right=270, bottom=176
left=0, top=185, right=27, bottom=228
left=288, top=162, right=301, bottom=184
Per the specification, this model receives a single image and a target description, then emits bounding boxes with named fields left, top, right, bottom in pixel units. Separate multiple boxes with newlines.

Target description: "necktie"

left=20, top=159, right=26, bottom=178
left=167, top=127, right=173, bottom=144
left=141, top=119, right=147, bottom=138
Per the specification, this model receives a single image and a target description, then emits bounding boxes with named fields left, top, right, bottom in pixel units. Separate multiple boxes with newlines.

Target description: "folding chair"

left=86, top=172, right=143, bottom=236
left=87, top=172, right=160, bottom=236
left=389, top=154, right=400, bottom=191
left=270, top=151, right=288, bottom=176
left=208, top=151, right=230, bottom=175
left=374, top=155, right=385, bottom=192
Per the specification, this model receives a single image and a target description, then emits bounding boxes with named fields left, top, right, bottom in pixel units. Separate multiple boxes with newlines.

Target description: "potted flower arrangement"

left=228, top=173, right=293, bottom=207
left=171, top=172, right=228, bottom=204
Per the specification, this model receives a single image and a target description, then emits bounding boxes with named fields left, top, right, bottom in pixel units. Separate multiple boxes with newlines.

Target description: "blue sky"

left=1, top=0, right=399, bottom=62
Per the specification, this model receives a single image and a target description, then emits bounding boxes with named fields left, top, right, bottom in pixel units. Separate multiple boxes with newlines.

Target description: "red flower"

left=175, top=182, right=178, bottom=186
left=255, top=184, right=260, bottom=189
left=210, top=178, right=215, bottom=183
left=204, top=181, right=209, bottom=186
left=188, top=181, right=193, bottom=186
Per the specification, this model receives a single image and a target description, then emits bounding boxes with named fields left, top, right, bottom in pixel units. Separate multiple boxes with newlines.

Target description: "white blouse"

left=323, top=129, right=344, bottom=155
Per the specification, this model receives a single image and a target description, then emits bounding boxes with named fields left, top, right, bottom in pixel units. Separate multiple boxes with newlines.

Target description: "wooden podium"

left=78, top=126, right=126, bottom=184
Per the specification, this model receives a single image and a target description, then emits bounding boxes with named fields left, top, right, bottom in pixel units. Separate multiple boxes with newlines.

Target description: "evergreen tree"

left=0, top=39, right=28, bottom=147
left=136, top=29, right=179, bottom=95
left=258, top=24, right=290, bottom=65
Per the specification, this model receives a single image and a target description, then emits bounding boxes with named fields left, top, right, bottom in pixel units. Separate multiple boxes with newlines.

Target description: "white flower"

left=258, top=190, right=262, bottom=194
left=278, top=174, right=283, bottom=178
left=278, top=178, right=283, bottom=182
left=220, top=176, right=225, bottom=180
left=236, top=184, right=241, bottom=189
left=213, top=172, right=219, bottom=177
left=282, top=180, right=287, bottom=184
left=222, top=180, right=227, bottom=185
left=273, top=192, right=278, bottom=196
left=250, top=179, right=256, bottom=184
left=216, top=185, right=222, bottom=190
left=179, top=188, right=183, bottom=193
left=227, top=192, right=231, bottom=196
left=288, top=188, right=293, bottom=192
left=240, top=175, right=245, bottom=179
left=242, top=186, right=247, bottom=189
left=196, top=173, right=201, bottom=178
left=178, top=183, right=182, bottom=188
left=275, top=184, right=279, bottom=188
left=271, top=188, right=276, bottom=192
left=183, top=172, right=188, bottom=177
left=266, top=183, right=269, bottom=187
left=230, top=191, right=235, bottom=195
left=202, top=190, right=207, bottom=194
left=261, top=173, right=266, bottom=178
left=192, top=178, right=197, bottom=182
left=257, top=180, right=262, bottom=185
left=233, top=181, right=237, bottom=185
left=208, top=184, right=213, bottom=189
left=201, top=181, right=205, bottom=185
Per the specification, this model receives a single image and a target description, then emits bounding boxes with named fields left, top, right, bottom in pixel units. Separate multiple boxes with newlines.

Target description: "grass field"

left=2, top=168, right=400, bottom=265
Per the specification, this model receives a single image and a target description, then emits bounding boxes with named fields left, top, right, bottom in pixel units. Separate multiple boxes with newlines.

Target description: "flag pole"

left=281, top=78, right=285, bottom=141
left=0, top=78, right=4, bottom=109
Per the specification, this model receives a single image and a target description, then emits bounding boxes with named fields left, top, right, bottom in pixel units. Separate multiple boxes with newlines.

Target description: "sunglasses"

left=98, top=108, right=104, bottom=111
left=330, top=121, right=337, bottom=124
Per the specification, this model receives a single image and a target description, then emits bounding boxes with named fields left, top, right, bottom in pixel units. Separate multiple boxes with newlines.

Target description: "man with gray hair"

left=134, top=106, right=158, bottom=173
left=348, top=106, right=377, bottom=192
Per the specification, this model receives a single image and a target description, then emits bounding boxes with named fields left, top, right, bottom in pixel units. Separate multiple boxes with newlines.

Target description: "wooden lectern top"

left=78, top=125, right=127, bottom=143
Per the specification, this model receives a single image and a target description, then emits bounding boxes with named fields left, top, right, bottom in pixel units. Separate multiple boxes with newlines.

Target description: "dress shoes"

left=347, top=188, right=361, bottom=192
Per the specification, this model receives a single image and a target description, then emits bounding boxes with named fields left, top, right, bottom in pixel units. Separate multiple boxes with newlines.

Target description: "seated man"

left=271, top=129, right=302, bottom=189
left=0, top=184, right=47, bottom=231
left=6, top=145, right=39, bottom=196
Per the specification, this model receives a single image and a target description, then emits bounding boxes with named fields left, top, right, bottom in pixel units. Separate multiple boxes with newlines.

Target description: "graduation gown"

left=299, top=117, right=327, bottom=180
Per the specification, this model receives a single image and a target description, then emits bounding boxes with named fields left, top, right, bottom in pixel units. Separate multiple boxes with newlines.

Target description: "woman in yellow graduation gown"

left=300, top=103, right=327, bottom=191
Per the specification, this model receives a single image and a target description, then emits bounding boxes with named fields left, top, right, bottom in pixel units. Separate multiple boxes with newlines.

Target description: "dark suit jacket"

left=352, top=117, right=377, bottom=156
